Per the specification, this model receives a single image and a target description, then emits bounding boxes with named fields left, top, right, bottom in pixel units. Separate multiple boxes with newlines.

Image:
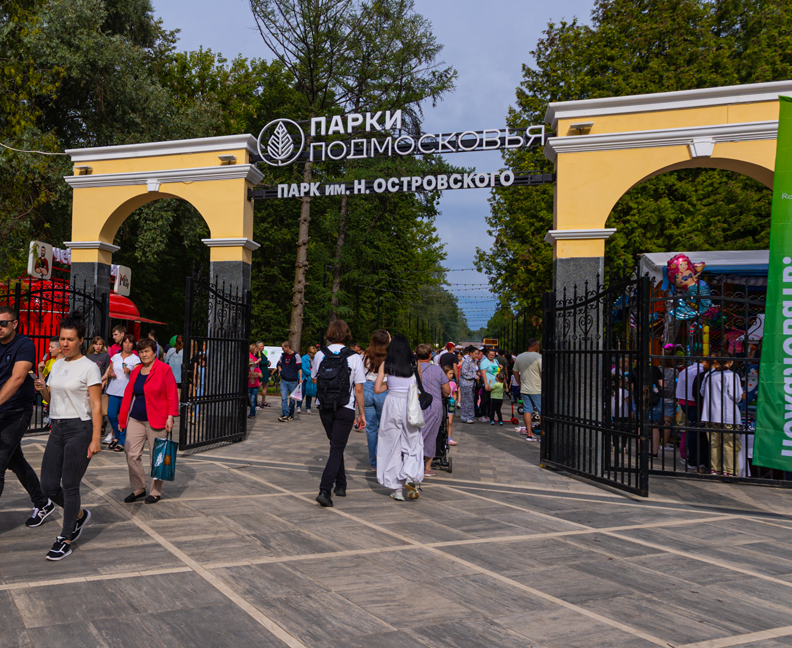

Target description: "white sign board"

left=27, top=241, right=53, bottom=280
left=114, top=265, right=132, bottom=296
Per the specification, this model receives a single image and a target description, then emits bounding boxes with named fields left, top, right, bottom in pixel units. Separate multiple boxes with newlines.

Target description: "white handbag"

left=407, top=382, right=425, bottom=428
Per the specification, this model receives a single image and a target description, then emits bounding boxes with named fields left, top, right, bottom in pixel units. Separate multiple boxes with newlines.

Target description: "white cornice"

left=65, top=134, right=259, bottom=162
left=544, top=229, right=617, bottom=245
left=544, top=120, right=778, bottom=162
left=63, top=164, right=265, bottom=189
left=64, top=241, right=121, bottom=253
left=201, top=238, right=261, bottom=251
left=544, top=80, right=792, bottom=129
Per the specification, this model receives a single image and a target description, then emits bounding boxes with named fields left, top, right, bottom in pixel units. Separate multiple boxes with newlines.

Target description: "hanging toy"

left=666, top=253, right=717, bottom=321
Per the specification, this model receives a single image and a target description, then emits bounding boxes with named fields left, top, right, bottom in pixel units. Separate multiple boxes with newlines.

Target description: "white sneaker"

left=296, top=407, right=302, bottom=413
left=103, top=433, right=115, bottom=445
left=305, top=409, right=312, bottom=414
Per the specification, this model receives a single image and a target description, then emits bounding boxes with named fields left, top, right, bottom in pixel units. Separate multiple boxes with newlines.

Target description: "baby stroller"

left=431, top=397, right=453, bottom=473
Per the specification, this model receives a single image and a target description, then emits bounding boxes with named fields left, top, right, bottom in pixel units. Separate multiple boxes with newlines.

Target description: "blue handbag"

left=151, top=435, right=177, bottom=481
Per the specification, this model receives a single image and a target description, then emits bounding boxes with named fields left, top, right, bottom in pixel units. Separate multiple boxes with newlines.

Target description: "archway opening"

left=111, top=197, right=210, bottom=338
left=604, top=167, right=772, bottom=273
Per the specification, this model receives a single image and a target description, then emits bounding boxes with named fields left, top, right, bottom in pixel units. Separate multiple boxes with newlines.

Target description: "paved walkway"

left=2, top=406, right=792, bottom=648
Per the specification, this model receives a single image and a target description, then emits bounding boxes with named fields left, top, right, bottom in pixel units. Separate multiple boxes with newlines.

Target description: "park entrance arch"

left=540, top=80, right=792, bottom=495
left=64, top=135, right=262, bottom=449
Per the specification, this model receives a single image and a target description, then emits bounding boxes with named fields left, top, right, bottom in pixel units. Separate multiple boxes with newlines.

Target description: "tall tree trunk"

left=289, top=155, right=313, bottom=352
left=328, top=193, right=350, bottom=322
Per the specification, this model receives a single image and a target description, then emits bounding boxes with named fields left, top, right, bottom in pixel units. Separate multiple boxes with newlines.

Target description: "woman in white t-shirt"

left=103, top=334, right=141, bottom=452
left=374, top=333, right=423, bottom=502
left=34, top=311, right=102, bottom=561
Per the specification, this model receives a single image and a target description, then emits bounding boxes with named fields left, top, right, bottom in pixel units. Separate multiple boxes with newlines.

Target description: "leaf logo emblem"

left=268, top=121, right=294, bottom=161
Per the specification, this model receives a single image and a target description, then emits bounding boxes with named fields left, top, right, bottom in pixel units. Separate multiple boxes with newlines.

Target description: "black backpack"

left=316, top=347, right=355, bottom=411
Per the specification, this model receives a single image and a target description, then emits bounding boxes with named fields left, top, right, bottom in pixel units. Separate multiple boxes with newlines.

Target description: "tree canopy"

left=0, top=0, right=472, bottom=348
left=477, top=0, right=792, bottom=327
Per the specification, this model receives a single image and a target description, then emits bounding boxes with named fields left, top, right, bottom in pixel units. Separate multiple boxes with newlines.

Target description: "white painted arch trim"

left=64, top=241, right=121, bottom=253
left=201, top=238, right=261, bottom=251
left=66, top=134, right=259, bottom=163
left=544, top=229, right=617, bottom=245
left=544, top=120, right=778, bottom=162
left=544, top=80, right=792, bottom=129
left=64, top=164, right=265, bottom=189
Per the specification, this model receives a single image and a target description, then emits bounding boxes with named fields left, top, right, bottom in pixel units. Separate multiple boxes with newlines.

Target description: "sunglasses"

left=0, top=320, right=15, bottom=328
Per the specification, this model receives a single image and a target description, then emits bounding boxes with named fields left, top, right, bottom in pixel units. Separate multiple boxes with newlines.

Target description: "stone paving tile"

left=141, top=603, right=290, bottom=647
left=0, top=591, right=31, bottom=648
left=496, top=606, right=660, bottom=648
left=24, top=618, right=159, bottom=648
left=249, top=591, right=395, bottom=645
left=406, top=617, right=541, bottom=648
left=318, top=629, right=429, bottom=648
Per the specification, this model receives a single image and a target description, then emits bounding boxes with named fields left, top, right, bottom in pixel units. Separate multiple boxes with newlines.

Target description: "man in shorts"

left=514, top=339, right=542, bottom=440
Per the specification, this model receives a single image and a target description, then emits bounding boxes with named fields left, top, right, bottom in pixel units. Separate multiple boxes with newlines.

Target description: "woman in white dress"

left=374, top=334, right=423, bottom=501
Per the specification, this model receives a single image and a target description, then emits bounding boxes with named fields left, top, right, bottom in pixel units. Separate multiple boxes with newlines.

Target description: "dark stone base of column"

left=70, top=262, right=112, bottom=340
left=553, top=257, right=605, bottom=296
left=209, top=261, right=251, bottom=295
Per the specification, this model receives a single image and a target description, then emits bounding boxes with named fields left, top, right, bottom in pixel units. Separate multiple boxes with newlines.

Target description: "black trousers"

left=318, top=407, right=355, bottom=492
left=480, top=389, right=491, bottom=420
left=41, top=419, right=93, bottom=538
left=490, top=398, right=503, bottom=423
left=0, top=409, right=47, bottom=508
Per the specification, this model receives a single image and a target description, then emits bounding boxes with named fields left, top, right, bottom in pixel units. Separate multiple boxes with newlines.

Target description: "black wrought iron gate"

left=541, top=275, right=650, bottom=496
left=179, top=271, right=251, bottom=451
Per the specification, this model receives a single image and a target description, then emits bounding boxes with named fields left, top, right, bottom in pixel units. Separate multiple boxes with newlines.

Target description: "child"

left=490, top=370, right=506, bottom=425
left=510, top=371, right=520, bottom=403
left=611, top=375, right=631, bottom=423
left=445, top=367, right=458, bottom=446
left=247, top=354, right=263, bottom=419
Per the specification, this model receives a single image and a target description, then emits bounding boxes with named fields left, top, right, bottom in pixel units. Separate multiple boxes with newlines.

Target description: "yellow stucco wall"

left=552, top=98, right=779, bottom=260
left=68, top=143, right=257, bottom=266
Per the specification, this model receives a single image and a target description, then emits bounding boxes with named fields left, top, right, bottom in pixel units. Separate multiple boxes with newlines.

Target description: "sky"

left=152, top=0, right=594, bottom=331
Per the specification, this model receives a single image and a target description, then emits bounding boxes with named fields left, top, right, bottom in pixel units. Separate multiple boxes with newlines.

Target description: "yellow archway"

left=543, top=80, right=790, bottom=288
left=64, top=134, right=262, bottom=294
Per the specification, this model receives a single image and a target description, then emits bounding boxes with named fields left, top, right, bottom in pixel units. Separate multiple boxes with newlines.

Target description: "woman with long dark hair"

left=374, top=334, right=423, bottom=501
left=363, top=329, right=390, bottom=471
left=34, top=311, right=103, bottom=560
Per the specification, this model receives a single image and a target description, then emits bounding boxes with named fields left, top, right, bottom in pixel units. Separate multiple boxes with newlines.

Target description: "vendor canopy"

left=638, top=250, right=770, bottom=287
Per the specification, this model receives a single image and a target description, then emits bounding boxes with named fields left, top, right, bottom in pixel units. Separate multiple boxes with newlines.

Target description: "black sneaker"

left=287, top=415, right=294, bottom=420
left=25, top=499, right=55, bottom=528
left=277, top=416, right=288, bottom=422
left=70, top=509, right=91, bottom=542
left=46, top=536, right=72, bottom=561
left=315, top=490, right=333, bottom=507
left=333, top=486, right=346, bottom=497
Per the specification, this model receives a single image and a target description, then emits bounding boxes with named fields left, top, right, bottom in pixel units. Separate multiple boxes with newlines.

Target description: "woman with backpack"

left=374, top=334, right=423, bottom=501
left=311, top=320, right=366, bottom=508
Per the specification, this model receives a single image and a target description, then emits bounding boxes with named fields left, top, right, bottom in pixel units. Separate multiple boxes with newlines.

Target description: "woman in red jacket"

left=118, top=338, right=178, bottom=504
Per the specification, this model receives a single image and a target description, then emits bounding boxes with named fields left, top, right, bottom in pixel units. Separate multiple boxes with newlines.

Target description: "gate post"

left=66, top=242, right=115, bottom=339
left=637, top=275, right=651, bottom=496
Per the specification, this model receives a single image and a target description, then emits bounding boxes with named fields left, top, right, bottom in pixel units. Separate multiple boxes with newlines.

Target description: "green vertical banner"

left=754, top=95, right=792, bottom=472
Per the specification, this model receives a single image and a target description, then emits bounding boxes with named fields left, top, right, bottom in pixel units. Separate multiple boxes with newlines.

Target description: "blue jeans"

left=363, top=381, right=386, bottom=469
left=248, top=387, right=258, bottom=416
left=107, top=395, right=125, bottom=447
left=280, top=380, right=298, bottom=417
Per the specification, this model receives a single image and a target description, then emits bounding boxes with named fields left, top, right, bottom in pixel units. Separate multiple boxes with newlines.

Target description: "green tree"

left=248, top=0, right=456, bottom=349
left=477, top=0, right=790, bottom=318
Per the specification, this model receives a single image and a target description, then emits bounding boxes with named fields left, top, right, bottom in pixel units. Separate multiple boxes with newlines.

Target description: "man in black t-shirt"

left=0, top=305, right=53, bottom=527
left=437, top=342, right=459, bottom=380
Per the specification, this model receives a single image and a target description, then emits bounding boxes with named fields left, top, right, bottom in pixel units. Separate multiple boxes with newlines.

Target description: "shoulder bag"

left=414, top=363, right=434, bottom=410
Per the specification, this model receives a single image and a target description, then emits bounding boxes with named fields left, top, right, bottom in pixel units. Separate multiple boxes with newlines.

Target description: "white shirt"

left=311, top=344, right=366, bottom=410
left=47, top=356, right=102, bottom=420
left=700, top=369, right=743, bottom=425
left=106, top=352, right=142, bottom=397
left=386, top=374, right=415, bottom=393
left=676, top=363, right=703, bottom=402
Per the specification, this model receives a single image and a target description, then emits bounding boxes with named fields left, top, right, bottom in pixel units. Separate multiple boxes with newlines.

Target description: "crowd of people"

left=612, top=346, right=757, bottom=477
left=0, top=308, right=179, bottom=560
